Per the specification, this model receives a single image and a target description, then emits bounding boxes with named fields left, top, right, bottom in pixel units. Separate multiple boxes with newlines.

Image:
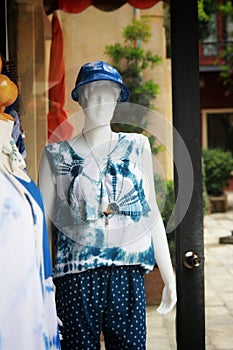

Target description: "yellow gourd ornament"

left=0, top=56, right=18, bottom=122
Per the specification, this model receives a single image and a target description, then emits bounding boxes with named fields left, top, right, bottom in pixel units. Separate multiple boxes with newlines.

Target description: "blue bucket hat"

left=71, top=61, right=129, bottom=103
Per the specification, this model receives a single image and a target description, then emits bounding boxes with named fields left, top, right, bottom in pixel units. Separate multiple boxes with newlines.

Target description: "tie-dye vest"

left=45, top=132, right=156, bottom=278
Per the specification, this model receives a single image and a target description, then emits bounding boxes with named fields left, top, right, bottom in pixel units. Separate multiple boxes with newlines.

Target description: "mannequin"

left=39, top=61, right=176, bottom=350
left=0, top=60, right=61, bottom=349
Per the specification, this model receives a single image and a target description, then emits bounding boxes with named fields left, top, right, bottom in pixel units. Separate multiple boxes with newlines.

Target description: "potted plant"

left=202, top=148, right=233, bottom=212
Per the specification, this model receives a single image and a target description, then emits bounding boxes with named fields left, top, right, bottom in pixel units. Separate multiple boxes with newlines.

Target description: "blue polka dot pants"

left=54, top=266, right=146, bottom=350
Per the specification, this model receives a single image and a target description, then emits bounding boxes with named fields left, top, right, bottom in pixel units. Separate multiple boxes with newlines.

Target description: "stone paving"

left=204, top=192, right=233, bottom=350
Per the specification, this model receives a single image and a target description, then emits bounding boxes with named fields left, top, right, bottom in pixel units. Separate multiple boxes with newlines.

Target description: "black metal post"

left=170, top=1, right=205, bottom=349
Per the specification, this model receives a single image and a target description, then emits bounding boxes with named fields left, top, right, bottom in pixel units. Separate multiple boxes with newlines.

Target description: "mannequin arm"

left=142, top=137, right=177, bottom=314
left=152, top=218, right=177, bottom=314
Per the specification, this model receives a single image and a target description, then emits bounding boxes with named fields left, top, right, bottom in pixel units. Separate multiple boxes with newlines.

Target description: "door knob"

left=183, top=251, right=201, bottom=269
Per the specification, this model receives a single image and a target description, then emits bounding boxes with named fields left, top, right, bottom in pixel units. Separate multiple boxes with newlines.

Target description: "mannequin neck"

left=82, top=123, right=114, bottom=149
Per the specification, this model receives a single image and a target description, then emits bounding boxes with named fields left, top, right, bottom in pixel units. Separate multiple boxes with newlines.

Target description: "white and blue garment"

left=0, top=173, right=60, bottom=350
left=45, top=132, right=157, bottom=279
left=15, top=176, right=61, bottom=349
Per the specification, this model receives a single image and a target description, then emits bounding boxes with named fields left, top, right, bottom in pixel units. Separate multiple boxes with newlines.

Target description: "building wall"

left=200, top=71, right=233, bottom=110
left=200, top=71, right=233, bottom=147
left=200, top=70, right=233, bottom=191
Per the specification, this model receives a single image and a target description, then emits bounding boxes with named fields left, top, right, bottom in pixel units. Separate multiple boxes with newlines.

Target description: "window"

left=202, top=109, right=233, bottom=153
left=201, top=13, right=218, bottom=56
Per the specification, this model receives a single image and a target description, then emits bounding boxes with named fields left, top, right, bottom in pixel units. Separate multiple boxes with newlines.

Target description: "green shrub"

left=202, top=148, right=233, bottom=196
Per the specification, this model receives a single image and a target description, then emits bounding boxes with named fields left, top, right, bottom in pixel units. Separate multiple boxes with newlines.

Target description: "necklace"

left=81, top=129, right=118, bottom=226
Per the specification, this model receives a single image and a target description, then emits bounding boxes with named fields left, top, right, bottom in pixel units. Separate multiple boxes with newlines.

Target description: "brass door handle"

left=183, top=251, right=201, bottom=269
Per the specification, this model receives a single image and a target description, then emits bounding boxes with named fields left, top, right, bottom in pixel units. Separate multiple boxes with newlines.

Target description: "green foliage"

left=123, top=18, right=152, bottom=44
left=198, top=0, right=217, bottom=21
left=219, top=43, right=233, bottom=94
left=148, top=135, right=163, bottom=156
left=218, top=2, right=233, bottom=94
left=198, top=0, right=217, bottom=41
left=219, top=1, right=233, bottom=20
left=132, top=79, right=159, bottom=108
left=198, top=0, right=233, bottom=94
left=202, top=148, right=233, bottom=196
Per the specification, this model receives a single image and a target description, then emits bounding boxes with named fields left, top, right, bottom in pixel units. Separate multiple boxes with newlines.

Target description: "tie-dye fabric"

left=15, top=176, right=61, bottom=349
left=45, top=132, right=156, bottom=278
left=0, top=173, right=61, bottom=349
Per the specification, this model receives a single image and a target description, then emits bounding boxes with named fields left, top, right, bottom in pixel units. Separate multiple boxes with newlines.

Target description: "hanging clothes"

left=47, top=12, right=73, bottom=143
left=0, top=172, right=61, bottom=350
left=15, top=176, right=61, bottom=349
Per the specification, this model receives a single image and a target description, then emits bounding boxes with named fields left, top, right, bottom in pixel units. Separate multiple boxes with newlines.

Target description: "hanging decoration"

left=47, top=12, right=74, bottom=142
left=44, top=0, right=162, bottom=15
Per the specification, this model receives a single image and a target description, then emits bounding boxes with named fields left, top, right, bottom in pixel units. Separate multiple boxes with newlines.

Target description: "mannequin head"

left=78, top=80, right=121, bottom=127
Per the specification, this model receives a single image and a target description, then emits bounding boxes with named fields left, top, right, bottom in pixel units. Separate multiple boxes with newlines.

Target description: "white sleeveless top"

left=45, top=132, right=158, bottom=278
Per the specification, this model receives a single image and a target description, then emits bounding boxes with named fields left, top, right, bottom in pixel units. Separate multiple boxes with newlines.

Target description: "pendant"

left=103, top=202, right=119, bottom=226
